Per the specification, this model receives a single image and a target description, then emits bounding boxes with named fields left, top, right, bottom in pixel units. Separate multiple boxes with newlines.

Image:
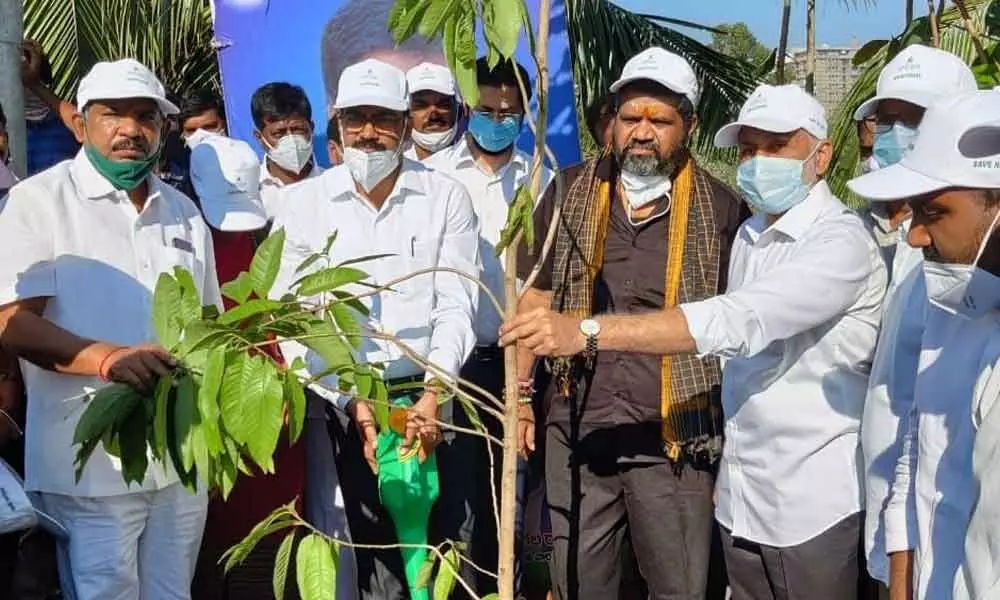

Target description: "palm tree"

left=22, top=0, right=219, bottom=100
left=776, top=0, right=792, bottom=83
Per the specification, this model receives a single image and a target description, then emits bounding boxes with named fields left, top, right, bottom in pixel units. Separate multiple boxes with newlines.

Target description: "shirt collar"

left=748, top=180, right=835, bottom=243
left=260, top=160, right=324, bottom=187
left=70, top=148, right=166, bottom=203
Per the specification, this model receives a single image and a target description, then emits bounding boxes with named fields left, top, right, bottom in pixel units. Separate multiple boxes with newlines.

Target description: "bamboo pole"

left=0, top=0, right=26, bottom=178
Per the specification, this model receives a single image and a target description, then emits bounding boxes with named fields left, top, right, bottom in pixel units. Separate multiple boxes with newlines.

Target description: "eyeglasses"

left=339, top=111, right=405, bottom=135
left=472, top=109, right=522, bottom=124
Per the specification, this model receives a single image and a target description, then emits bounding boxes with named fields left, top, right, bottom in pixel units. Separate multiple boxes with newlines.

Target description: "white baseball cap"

left=853, top=45, right=977, bottom=121
left=848, top=90, right=1000, bottom=202
left=189, top=133, right=267, bottom=231
left=609, top=47, right=700, bottom=107
left=714, top=84, right=828, bottom=148
left=334, top=59, right=409, bottom=112
left=77, top=58, right=179, bottom=116
left=406, top=63, right=456, bottom=97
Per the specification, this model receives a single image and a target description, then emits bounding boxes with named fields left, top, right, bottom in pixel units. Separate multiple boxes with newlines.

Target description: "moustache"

left=353, top=142, right=388, bottom=152
left=111, top=139, right=150, bottom=155
left=624, top=140, right=659, bottom=153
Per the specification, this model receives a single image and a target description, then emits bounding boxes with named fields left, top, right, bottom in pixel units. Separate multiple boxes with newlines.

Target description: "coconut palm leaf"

left=23, top=0, right=218, bottom=101
left=567, top=0, right=760, bottom=156
left=826, top=0, right=997, bottom=205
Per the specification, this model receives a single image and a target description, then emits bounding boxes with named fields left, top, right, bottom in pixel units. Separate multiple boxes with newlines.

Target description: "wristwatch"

left=580, top=318, right=601, bottom=358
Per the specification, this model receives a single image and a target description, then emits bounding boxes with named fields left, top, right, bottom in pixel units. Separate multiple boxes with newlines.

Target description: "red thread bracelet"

left=98, top=348, right=124, bottom=382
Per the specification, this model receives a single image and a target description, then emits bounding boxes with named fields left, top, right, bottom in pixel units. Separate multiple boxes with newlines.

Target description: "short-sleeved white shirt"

left=0, top=150, right=222, bottom=497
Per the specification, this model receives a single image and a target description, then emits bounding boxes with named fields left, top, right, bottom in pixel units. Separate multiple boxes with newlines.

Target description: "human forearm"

left=594, top=308, right=698, bottom=356
left=516, top=288, right=552, bottom=380
left=888, top=551, right=913, bottom=600
left=0, top=301, right=116, bottom=376
left=25, top=82, right=76, bottom=131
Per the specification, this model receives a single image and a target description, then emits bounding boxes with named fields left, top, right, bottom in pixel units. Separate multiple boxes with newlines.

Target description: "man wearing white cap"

left=504, top=82, right=886, bottom=599
left=0, top=58, right=221, bottom=599
left=404, top=62, right=460, bottom=161
left=850, top=44, right=977, bottom=593
left=849, top=89, right=1000, bottom=600
left=270, top=58, right=478, bottom=600
left=510, top=46, right=746, bottom=598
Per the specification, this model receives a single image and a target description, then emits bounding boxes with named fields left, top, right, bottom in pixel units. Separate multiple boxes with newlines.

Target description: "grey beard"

left=619, top=151, right=680, bottom=177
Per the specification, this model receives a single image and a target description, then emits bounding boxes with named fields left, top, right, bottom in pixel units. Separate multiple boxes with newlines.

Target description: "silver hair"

left=321, top=0, right=444, bottom=116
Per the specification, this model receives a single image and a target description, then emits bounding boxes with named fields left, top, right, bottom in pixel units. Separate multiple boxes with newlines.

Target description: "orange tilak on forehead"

left=618, top=99, right=673, bottom=120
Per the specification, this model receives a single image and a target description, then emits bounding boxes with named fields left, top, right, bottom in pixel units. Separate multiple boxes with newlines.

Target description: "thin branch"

left=953, top=0, right=999, bottom=74
left=632, top=13, right=729, bottom=35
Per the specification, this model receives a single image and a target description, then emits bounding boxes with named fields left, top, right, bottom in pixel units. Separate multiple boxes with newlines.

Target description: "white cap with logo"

left=335, top=58, right=409, bottom=112
left=853, top=45, right=977, bottom=121
left=849, top=90, right=1000, bottom=201
left=714, top=84, right=827, bottom=148
left=189, top=132, right=267, bottom=232
left=406, top=63, right=456, bottom=97
left=77, top=58, right=179, bottom=116
left=609, top=47, right=700, bottom=107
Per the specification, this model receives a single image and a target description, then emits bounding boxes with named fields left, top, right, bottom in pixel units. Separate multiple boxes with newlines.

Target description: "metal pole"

left=0, top=0, right=25, bottom=179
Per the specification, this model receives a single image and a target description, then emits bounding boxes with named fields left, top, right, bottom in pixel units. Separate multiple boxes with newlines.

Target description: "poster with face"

left=212, top=0, right=581, bottom=169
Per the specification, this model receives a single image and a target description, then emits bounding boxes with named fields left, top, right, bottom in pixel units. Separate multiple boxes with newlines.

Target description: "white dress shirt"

left=680, top=181, right=886, bottom=547
left=960, top=326, right=1000, bottom=599
left=889, top=307, right=1000, bottom=599
left=0, top=150, right=221, bottom=497
left=425, top=137, right=553, bottom=344
left=861, top=265, right=926, bottom=584
left=269, top=159, right=479, bottom=411
left=259, top=159, right=324, bottom=219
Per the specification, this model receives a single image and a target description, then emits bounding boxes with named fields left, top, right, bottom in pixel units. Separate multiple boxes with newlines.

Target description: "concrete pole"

left=0, top=0, right=25, bottom=179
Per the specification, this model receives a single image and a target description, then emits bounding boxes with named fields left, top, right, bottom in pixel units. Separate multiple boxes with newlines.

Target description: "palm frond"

left=826, top=0, right=995, bottom=205
left=23, top=0, right=218, bottom=101
left=567, top=0, right=760, bottom=157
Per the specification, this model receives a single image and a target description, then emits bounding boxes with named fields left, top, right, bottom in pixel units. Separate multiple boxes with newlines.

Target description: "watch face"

left=580, top=319, right=600, bottom=336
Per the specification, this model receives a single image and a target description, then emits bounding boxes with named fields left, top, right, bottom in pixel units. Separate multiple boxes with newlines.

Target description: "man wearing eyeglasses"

left=269, top=58, right=480, bottom=600
left=423, top=56, right=553, bottom=596
left=852, top=44, right=977, bottom=597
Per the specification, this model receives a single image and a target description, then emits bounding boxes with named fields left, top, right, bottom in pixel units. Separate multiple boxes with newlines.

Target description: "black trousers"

left=544, top=421, right=716, bottom=600
left=328, top=398, right=479, bottom=600
left=721, top=512, right=862, bottom=600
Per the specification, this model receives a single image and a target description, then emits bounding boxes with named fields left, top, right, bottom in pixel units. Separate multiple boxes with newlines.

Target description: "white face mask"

left=184, top=128, right=224, bottom=148
left=23, top=90, right=50, bottom=122
left=620, top=170, right=671, bottom=210
left=924, top=208, right=1000, bottom=320
left=860, top=155, right=881, bottom=175
left=263, top=133, right=314, bottom=174
left=343, top=145, right=402, bottom=192
left=411, top=127, right=457, bottom=153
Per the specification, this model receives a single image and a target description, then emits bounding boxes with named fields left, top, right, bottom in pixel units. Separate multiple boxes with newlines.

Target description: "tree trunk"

left=928, top=0, right=940, bottom=47
left=805, top=0, right=816, bottom=93
left=0, top=0, right=26, bottom=178
left=499, top=1, right=551, bottom=598
left=905, top=0, right=914, bottom=24
left=775, top=0, right=792, bottom=84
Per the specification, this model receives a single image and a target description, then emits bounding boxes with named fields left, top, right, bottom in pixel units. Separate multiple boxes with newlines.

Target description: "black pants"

left=544, top=421, right=716, bottom=600
left=328, top=399, right=479, bottom=600
left=721, top=512, right=862, bottom=600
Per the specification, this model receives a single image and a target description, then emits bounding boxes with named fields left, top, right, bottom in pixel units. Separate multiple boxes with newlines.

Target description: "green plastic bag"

left=377, top=396, right=440, bottom=600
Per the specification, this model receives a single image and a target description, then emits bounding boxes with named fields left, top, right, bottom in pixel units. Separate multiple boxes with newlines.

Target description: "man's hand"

left=500, top=308, right=585, bottom=357
left=348, top=400, right=379, bottom=474
left=401, top=391, right=442, bottom=463
left=20, top=40, right=45, bottom=88
left=889, top=550, right=914, bottom=600
left=103, top=344, right=177, bottom=393
left=517, top=404, right=535, bottom=458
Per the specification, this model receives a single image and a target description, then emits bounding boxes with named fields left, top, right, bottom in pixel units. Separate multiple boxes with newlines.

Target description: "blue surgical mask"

left=736, top=145, right=819, bottom=215
left=468, top=111, right=522, bottom=153
left=873, top=123, right=918, bottom=168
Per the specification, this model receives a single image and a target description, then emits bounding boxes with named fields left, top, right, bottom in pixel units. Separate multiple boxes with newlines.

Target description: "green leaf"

left=433, top=546, right=460, bottom=600
left=335, top=253, right=394, bottom=268
left=485, top=0, right=522, bottom=58
left=178, top=320, right=231, bottom=356
left=217, top=299, right=286, bottom=325
left=300, top=318, right=354, bottom=374
left=452, top=10, right=479, bottom=106
left=220, top=355, right=283, bottom=472
left=198, top=347, right=225, bottom=456
left=74, top=384, right=143, bottom=445
left=152, top=375, right=172, bottom=463
left=373, top=379, right=390, bottom=431
left=174, top=375, right=198, bottom=473
left=250, top=227, right=285, bottom=298
left=456, top=394, right=485, bottom=433
left=495, top=208, right=523, bottom=257
left=853, top=38, right=889, bottom=66
left=118, top=400, right=149, bottom=487
left=481, top=595, right=500, bottom=600
left=273, top=530, right=296, bottom=600
left=518, top=184, right=535, bottom=252
left=173, top=266, right=202, bottom=327
left=224, top=506, right=297, bottom=572
left=152, top=273, right=182, bottom=349
left=221, top=271, right=255, bottom=304
left=391, top=0, right=431, bottom=44
left=355, top=366, right=373, bottom=400
left=418, top=0, right=457, bottom=40
left=285, top=372, right=307, bottom=445
left=415, top=554, right=436, bottom=589
left=296, top=266, right=369, bottom=297
left=329, top=303, right=363, bottom=349
left=331, top=291, right=370, bottom=317
left=296, top=534, right=337, bottom=600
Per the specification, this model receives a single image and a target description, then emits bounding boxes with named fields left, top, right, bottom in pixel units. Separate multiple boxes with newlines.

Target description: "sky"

left=612, top=0, right=908, bottom=50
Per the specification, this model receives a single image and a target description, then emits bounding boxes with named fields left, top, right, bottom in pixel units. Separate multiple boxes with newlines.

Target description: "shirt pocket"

left=404, top=238, right=437, bottom=294
left=157, top=246, right=204, bottom=297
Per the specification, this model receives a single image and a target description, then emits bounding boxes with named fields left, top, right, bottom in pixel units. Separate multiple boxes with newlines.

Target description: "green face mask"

left=84, top=143, right=160, bottom=191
